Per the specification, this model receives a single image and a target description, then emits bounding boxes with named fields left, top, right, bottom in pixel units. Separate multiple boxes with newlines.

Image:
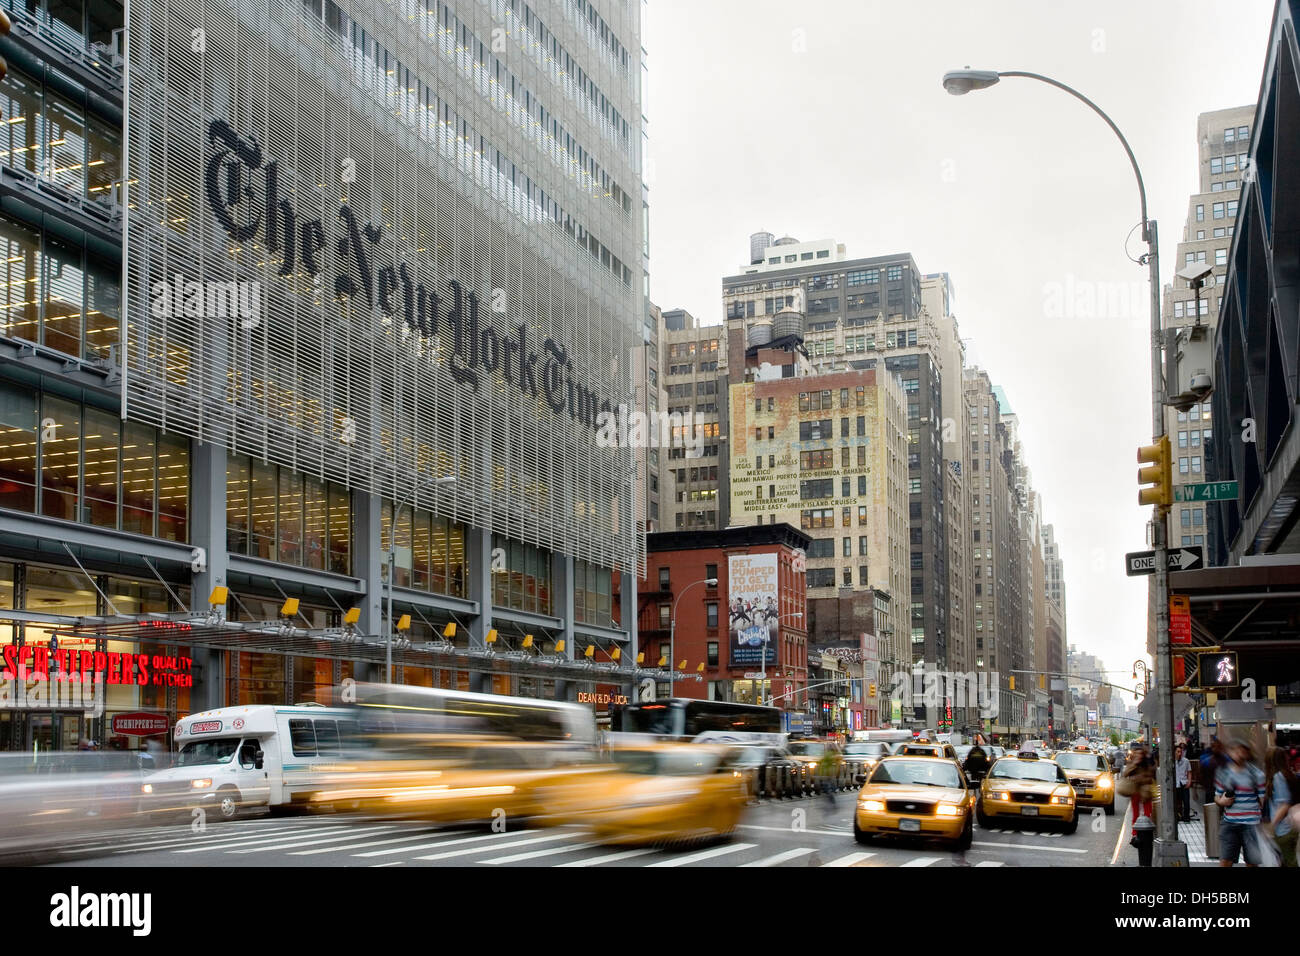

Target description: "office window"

left=658, top=567, right=670, bottom=589
left=706, top=603, right=718, bottom=628
left=843, top=537, right=852, bottom=557
left=859, top=536, right=868, bottom=556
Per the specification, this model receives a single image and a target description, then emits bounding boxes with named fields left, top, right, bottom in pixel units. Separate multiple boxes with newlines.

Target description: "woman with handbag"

left=1117, top=745, right=1156, bottom=866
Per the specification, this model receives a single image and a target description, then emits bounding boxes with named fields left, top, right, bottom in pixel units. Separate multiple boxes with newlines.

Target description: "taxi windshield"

left=787, top=742, right=828, bottom=757
left=870, top=760, right=961, bottom=788
left=177, top=738, right=240, bottom=767
left=611, top=749, right=720, bottom=776
left=989, top=760, right=1065, bottom=783
left=1056, top=753, right=1106, bottom=771
left=844, top=743, right=888, bottom=757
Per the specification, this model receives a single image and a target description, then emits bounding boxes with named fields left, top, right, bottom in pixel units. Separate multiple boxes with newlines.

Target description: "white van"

left=141, top=704, right=354, bottom=820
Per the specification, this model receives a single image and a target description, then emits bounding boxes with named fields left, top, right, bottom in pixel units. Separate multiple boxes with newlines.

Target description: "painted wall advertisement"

left=729, top=554, right=778, bottom=667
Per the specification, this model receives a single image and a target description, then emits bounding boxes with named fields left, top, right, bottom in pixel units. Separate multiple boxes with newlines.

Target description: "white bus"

left=141, top=703, right=355, bottom=820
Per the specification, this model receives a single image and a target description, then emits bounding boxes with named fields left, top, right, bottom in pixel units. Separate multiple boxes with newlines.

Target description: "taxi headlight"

left=1097, top=775, right=1113, bottom=789
left=141, top=783, right=153, bottom=794
left=936, top=803, right=962, bottom=816
left=999, top=791, right=1010, bottom=801
left=191, top=778, right=213, bottom=789
left=860, top=799, right=885, bottom=812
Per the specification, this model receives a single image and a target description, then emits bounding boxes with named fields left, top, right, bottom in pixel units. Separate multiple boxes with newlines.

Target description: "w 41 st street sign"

left=1125, top=547, right=1203, bottom=576
left=1173, top=481, right=1238, bottom=503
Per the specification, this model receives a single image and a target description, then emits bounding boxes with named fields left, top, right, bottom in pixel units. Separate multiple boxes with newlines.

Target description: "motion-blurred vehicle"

left=0, top=751, right=151, bottom=862
left=303, top=734, right=600, bottom=823
left=895, top=740, right=958, bottom=760
left=611, top=698, right=781, bottom=742
left=853, top=756, right=974, bottom=849
left=556, top=743, right=748, bottom=846
left=843, top=741, right=892, bottom=773
left=296, top=684, right=602, bottom=825
left=140, top=703, right=355, bottom=821
left=1053, top=746, right=1115, bottom=815
left=977, top=749, right=1077, bottom=833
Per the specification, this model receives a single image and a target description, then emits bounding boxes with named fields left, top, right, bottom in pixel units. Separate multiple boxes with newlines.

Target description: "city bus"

left=609, top=699, right=782, bottom=741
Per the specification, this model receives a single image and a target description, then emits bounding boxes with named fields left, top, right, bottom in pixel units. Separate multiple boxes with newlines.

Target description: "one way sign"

left=1125, top=547, right=1203, bottom=576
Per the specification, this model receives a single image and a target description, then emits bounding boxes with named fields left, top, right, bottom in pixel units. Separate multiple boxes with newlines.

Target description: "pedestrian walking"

left=1214, top=742, right=1267, bottom=867
left=1265, top=747, right=1299, bottom=868
left=1174, top=744, right=1191, bottom=823
left=1117, top=744, right=1156, bottom=867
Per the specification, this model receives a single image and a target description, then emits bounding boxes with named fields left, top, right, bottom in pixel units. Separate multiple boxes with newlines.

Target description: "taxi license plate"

left=899, top=818, right=921, bottom=832
left=1020, top=806, right=1039, bottom=816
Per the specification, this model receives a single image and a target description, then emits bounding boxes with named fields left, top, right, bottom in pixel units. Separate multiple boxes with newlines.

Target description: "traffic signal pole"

left=1144, top=222, right=1186, bottom=866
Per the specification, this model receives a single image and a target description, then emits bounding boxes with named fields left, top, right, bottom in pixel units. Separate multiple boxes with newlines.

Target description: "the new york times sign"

left=204, top=118, right=614, bottom=430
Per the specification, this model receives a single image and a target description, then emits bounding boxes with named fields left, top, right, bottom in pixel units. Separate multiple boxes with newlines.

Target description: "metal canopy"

left=51, top=613, right=679, bottom=686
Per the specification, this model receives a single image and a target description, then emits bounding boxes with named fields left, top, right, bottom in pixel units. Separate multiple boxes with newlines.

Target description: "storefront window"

left=292, top=656, right=334, bottom=705
left=232, top=652, right=285, bottom=706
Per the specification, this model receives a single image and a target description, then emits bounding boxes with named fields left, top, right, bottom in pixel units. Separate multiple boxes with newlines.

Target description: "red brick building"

left=638, top=524, right=810, bottom=709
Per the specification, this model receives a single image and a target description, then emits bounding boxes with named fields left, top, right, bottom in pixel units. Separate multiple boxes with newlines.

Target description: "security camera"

left=1176, top=263, right=1213, bottom=287
left=1190, top=373, right=1213, bottom=395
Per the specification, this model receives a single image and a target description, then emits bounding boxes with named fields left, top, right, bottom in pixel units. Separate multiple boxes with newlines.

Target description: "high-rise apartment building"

left=659, top=308, right=727, bottom=531
left=1164, top=106, right=1253, bottom=553
left=722, top=240, right=950, bottom=684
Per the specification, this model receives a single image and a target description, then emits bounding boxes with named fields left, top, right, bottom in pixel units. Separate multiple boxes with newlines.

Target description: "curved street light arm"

left=995, top=71, right=1149, bottom=234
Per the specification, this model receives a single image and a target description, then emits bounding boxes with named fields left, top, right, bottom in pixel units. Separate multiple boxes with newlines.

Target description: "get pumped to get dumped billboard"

left=729, top=554, right=778, bottom=667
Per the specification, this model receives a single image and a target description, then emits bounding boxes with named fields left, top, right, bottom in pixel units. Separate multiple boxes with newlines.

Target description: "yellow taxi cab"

left=894, top=739, right=959, bottom=760
left=977, top=748, right=1077, bottom=833
left=302, top=734, right=599, bottom=824
left=1052, top=745, right=1116, bottom=815
left=550, top=743, right=748, bottom=847
left=853, top=755, right=974, bottom=849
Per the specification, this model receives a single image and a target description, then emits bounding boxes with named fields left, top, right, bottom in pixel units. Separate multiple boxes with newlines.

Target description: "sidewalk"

left=1178, top=817, right=1214, bottom=865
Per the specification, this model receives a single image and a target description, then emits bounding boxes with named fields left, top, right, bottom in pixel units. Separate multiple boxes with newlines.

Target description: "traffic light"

left=1008, top=675, right=1015, bottom=691
left=1138, top=436, right=1172, bottom=509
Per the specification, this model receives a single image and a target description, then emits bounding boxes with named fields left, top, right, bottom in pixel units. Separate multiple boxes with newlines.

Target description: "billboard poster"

left=729, top=554, right=778, bottom=666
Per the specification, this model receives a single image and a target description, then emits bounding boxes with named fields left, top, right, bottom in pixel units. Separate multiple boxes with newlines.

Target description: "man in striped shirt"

left=1214, top=742, right=1267, bottom=867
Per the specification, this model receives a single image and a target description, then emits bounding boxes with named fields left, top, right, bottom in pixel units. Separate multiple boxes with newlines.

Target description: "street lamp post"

left=668, top=577, right=717, bottom=697
left=386, top=474, right=456, bottom=683
left=943, top=67, right=1185, bottom=865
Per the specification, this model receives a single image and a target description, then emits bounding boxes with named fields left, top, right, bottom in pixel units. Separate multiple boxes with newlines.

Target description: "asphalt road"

left=41, top=794, right=1142, bottom=868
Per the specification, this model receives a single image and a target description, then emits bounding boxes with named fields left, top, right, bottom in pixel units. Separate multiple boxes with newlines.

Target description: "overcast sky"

left=643, top=0, right=1275, bottom=708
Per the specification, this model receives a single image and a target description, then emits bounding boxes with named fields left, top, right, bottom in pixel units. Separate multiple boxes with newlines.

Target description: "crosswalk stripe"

left=355, top=829, right=524, bottom=858
left=289, top=832, right=444, bottom=856
left=555, top=847, right=658, bottom=867
left=413, top=831, right=575, bottom=862
left=171, top=825, right=361, bottom=854
left=901, top=857, right=940, bottom=867
left=971, top=840, right=1086, bottom=854
left=80, top=825, right=308, bottom=854
left=229, top=826, right=397, bottom=854
left=646, top=843, right=755, bottom=868
left=741, top=847, right=816, bottom=867
left=822, top=851, right=875, bottom=867
left=975, top=860, right=1005, bottom=867
left=480, top=841, right=598, bottom=864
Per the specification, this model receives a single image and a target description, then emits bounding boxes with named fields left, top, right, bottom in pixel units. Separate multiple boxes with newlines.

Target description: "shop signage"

left=110, top=713, right=170, bottom=737
left=0, top=648, right=193, bottom=687
left=204, top=119, right=613, bottom=431
left=577, top=691, right=628, bottom=706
